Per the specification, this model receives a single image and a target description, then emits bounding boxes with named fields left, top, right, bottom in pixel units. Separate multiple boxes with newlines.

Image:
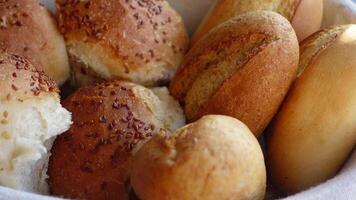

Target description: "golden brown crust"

left=170, top=11, right=299, bottom=136
left=267, top=25, right=356, bottom=194
left=56, top=0, right=189, bottom=86
left=0, top=0, right=70, bottom=85
left=297, top=25, right=347, bottom=76
left=48, top=80, right=165, bottom=200
left=0, top=52, right=58, bottom=102
left=191, top=0, right=300, bottom=44
left=191, top=0, right=322, bottom=44
left=131, top=115, right=266, bottom=200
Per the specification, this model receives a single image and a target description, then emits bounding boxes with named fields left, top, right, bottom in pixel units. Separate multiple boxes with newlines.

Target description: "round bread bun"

left=48, top=80, right=184, bottom=200
left=0, top=52, right=71, bottom=194
left=0, top=0, right=70, bottom=85
left=170, top=11, right=299, bottom=136
left=131, top=115, right=266, bottom=200
left=267, top=25, right=356, bottom=194
left=56, top=0, right=189, bottom=87
left=191, top=0, right=323, bottom=44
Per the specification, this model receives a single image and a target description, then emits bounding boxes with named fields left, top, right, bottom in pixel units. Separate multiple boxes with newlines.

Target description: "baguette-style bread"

left=48, top=81, right=184, bottom=200
left=267, top=25, right=356, bottom=194
left=0, top=0, right=70, bottom=85
left=56, top=0, right=189, bottom=87
left=0, top=52, right=71, bottom=194
left=192, top=0, right=323, bottom=44
left=170, top=11, right=299, bottom=136
left=131, top=115, right=266, bottom=200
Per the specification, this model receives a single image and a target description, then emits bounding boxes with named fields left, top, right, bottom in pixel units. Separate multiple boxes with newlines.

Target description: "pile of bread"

left=0, top=0, right=355, bottom=199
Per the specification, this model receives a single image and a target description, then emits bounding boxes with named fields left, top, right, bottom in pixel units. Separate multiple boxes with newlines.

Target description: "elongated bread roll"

left=131, top=115, right=266, bottom=200
left=192, top=0, right=323, bottom=44
left=170, top=11, right=299, bottom=136
left=267, top=25, right=356, bottom=194
left=56, top=0, right=189, bottom=87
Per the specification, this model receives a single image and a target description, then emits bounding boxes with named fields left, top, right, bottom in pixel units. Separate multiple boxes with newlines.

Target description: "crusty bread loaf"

left=56, top=0, right=189, bottom=87
left=0, top=0, right=70, bottom=85
left=0, top=52, right=71, bottom=194
left=170, top=11, right=299, bottom=136
left=192, top=0, right=323, bottom=44
left=267, top=25, right=356, bottom=194
left=48, top=81, right=184, bottom=200
left=131, top=115, right=266, bottom=200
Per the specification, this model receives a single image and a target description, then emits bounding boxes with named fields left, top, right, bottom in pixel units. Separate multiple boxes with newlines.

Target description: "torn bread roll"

left=0, top=52, right=71, bottom=194
left=56, top=0, right=189, bottom=87
left=0, top=0, right=70, bottom=85
left=170, top=11, right=299, bottom=136
left=131, top=115, right=266, bottom=200
left=192, top=0, right=323, bottom=44
left=48, top=81, right=184, bottom=200
left=267, top=25, right=356, bottom=194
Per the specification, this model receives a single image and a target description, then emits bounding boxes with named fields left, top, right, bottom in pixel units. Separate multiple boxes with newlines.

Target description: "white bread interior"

left=132, top=86, right=185, bottom=133
left=0, top=97, right=71, bottom=194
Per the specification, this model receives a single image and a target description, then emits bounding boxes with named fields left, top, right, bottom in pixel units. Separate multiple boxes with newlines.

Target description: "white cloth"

left=0, top=187, right=61, bottom=200
left=0, top=0, right=355, bottom=199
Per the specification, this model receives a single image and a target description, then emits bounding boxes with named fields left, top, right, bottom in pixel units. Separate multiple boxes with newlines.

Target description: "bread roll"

left=192, top=0, right=323, bottom=44
left=56, top=0, right=189, bottom=87
left=0, top=52, right=71, bottom=194
left=170, top=11, right=299, bottom=136
left=267, top=25, right=356, bottom=194
left=48, top=81, right=184, bottom=200
left=131, top=115, right=266, bottom=200
left=0, top=0, right=70, bottom=85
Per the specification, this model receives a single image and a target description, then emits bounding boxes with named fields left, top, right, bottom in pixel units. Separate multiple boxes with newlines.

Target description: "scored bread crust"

left=56, top=0, right=189, bottom=86
left=170, top=11, right=299, bottom=136
left=48, top=80, right=184, bottom=200
left=191, top=0, right=322, bottom=44
left=267, top=25, right=356, bottom=194
left=131, top=115, right=266, bottom=200
left=297, top=26, right=348, bottom=77
left=0, top=0, right=70, bottom=85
